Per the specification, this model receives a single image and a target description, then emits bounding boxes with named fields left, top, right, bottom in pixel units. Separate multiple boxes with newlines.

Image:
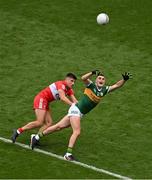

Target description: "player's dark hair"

left=66, top=73, right=77, bottom=80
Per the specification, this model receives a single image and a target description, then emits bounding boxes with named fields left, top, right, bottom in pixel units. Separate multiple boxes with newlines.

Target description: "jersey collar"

left=95, top=83, right=103, bottom=91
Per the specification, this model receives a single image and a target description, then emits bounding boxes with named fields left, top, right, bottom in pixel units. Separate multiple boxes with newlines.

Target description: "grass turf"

left=0, top=0, right=152, bottom=178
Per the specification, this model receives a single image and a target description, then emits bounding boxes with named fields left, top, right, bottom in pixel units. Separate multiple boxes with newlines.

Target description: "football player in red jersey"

left=11, top=73, right=78, bottom=143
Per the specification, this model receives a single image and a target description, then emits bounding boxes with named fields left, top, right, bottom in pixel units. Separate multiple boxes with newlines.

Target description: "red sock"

left=17, top=128, right=24, bottom=134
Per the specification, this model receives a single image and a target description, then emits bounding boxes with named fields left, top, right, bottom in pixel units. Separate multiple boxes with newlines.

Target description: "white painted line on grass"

left=0, top=136, right=132, bottom=179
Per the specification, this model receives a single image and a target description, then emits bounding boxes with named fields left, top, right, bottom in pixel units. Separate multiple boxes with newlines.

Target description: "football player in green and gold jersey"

left=31, top=70, right=131, bottom=161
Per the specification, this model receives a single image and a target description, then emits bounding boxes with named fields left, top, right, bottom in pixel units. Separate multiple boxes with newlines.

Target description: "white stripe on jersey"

left=49, top=83, right=60, bottom=100
left=107, top=86, right=110, bottom=93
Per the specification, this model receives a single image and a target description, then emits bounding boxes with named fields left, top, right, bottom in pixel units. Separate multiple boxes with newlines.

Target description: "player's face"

left=66, top=77, right=76, bottom=88
left=96, top=75, right=106, bottom=87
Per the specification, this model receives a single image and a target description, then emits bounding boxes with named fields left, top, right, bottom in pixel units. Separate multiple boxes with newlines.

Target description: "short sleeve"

left=106, top=86, right=110, bottom=94
left=86, top=81, right=93, bottom=88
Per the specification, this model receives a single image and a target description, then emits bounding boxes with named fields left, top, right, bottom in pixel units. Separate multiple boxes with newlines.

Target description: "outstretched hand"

left=122, top=72, right=132, bottom=81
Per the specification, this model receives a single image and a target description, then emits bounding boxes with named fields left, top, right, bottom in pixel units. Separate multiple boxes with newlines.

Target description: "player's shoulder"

left=55, top=80, right=66, bottom=90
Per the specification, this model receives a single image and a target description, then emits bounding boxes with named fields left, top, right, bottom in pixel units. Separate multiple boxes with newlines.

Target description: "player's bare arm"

left=109, top=72, right=131, bottom=92
left=81, top=70, right=101, bottom=85
left=58, top=89, right=73, bottom=106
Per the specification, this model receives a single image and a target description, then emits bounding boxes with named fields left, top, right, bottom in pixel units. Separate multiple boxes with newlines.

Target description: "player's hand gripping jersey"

left=76, top=82, right=109, bottom=114
left=33, top=81, right=74, bottom=110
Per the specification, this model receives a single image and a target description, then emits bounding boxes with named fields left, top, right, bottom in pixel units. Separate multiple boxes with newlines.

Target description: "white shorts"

left=67, top=104, right=83, bottom=118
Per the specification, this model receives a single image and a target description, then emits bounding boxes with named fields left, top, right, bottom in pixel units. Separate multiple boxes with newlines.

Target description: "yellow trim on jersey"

left=84, top=88, right=101, bottom=103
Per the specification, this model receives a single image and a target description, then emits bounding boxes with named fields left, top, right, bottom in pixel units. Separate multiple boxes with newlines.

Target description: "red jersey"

left=38, top=80, right=74, bottom=102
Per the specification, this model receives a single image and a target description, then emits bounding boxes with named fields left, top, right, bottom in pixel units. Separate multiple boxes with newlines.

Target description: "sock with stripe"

left=17, top=128, right=24, bottom=134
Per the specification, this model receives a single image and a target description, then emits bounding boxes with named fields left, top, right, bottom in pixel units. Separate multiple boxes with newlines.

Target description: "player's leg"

left=38, top=109, right=53, bottom=133
left=30, top=110, right=53, bottom=145
left=11, top=109, right=46, bottom=143
left=64, top=116, right=81, bottom=161
left=11, top=94, right=49, bottom=143
left=68, top=116, right=81, bottom=148
left=22, top=109, right=46, bottom=130
left=43, top=115, right=71, bottom=135
left=31, top=115, right=70, bottom=149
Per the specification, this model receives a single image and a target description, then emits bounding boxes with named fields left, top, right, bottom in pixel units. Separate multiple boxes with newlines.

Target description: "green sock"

left=67, top=147, right=73, bottom=154
left=38, top=132, right=44, bottom=138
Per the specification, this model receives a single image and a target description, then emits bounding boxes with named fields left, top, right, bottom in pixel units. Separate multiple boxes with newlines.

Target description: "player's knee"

left=74, top=130, right=81, bottom=137
left=36, top=120, right=44, bottom=127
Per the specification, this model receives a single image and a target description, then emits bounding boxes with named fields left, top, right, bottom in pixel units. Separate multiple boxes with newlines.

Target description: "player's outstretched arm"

left=108, top=72, right=131, bottom=93
left=58, top=89, right=73, bottom=106
left=81, top=70, right=101, bottom=85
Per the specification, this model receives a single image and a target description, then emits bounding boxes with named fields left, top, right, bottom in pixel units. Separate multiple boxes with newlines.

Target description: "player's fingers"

left=124, top=73, right=127, bottom=76
left=129, top=74, right=133, bottom=79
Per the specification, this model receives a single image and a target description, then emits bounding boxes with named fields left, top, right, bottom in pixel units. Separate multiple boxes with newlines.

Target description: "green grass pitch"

left=0, top=0, right=152, bottom=178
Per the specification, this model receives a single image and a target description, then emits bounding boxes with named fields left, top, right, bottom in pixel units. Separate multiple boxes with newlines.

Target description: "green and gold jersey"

left=76, top=82, right=109, bottom=114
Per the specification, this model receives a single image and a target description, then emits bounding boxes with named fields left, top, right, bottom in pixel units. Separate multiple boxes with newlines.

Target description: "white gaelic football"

left=97, top=13, right=109, bottom=25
